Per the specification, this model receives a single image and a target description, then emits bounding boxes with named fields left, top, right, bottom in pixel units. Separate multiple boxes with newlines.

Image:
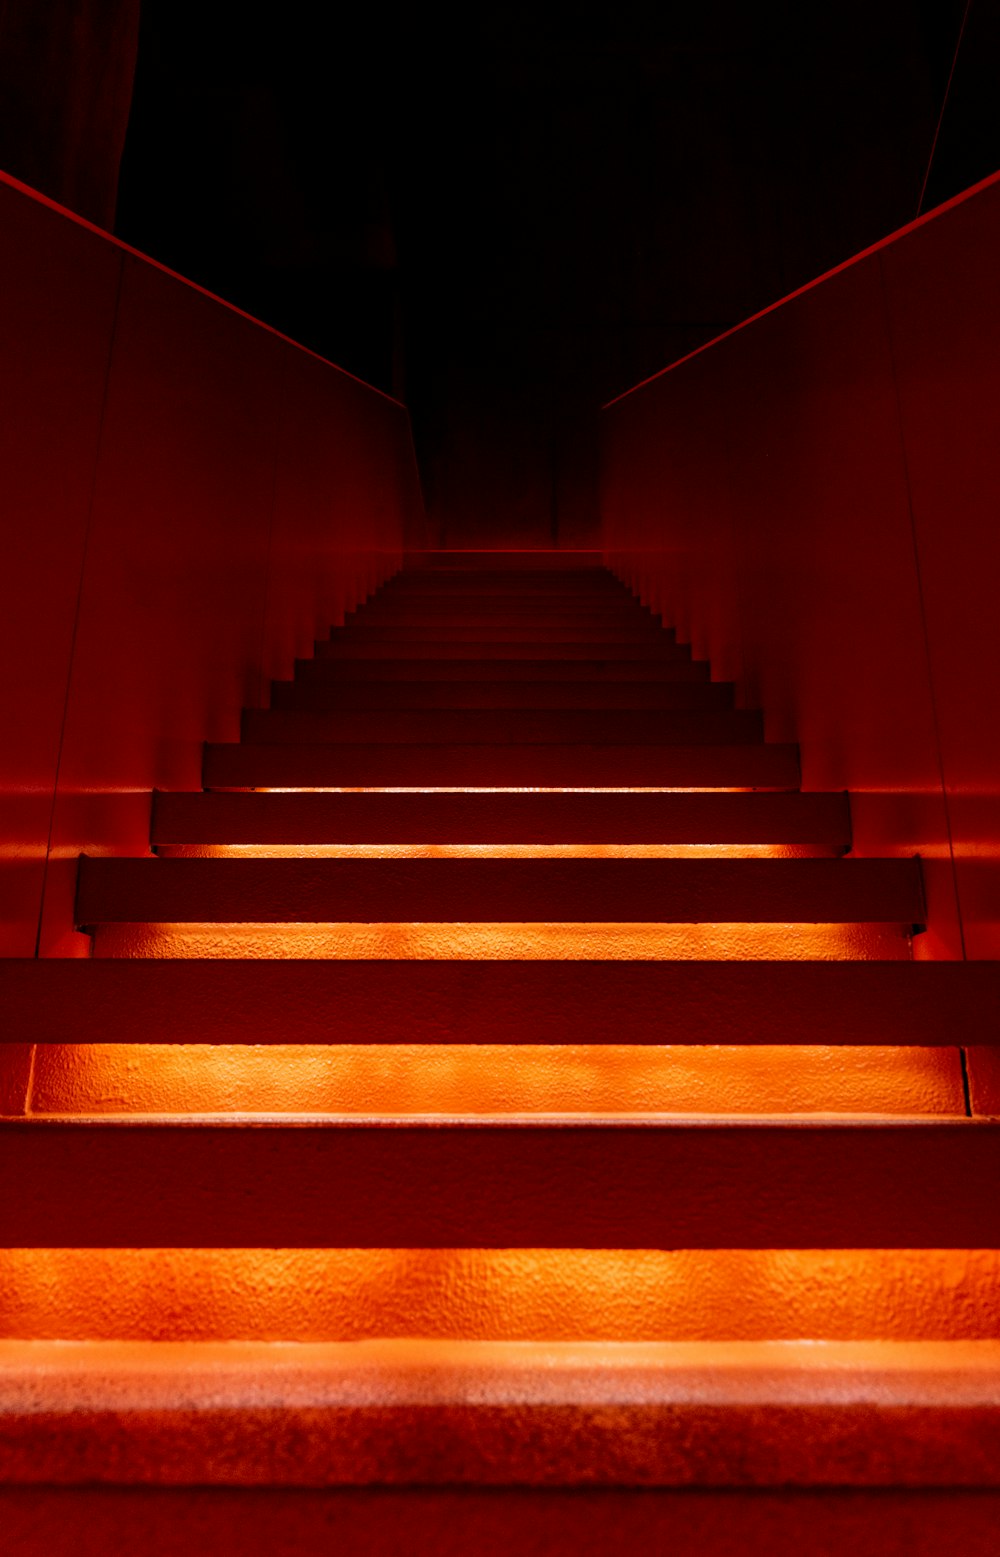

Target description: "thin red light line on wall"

left=0, top=169, right=406, bottom=409
left=603, top=163, right=1000, bottom=408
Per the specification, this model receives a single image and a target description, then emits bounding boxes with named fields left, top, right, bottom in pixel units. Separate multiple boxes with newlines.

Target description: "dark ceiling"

left=112, top=1, right=997, bottom=544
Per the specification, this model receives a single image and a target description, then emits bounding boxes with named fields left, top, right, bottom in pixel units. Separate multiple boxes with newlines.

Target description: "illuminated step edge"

left=1, top=1339, right=1000, bottom=1487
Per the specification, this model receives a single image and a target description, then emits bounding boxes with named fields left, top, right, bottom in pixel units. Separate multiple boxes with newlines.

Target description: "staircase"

left=3, top=553, right=1000, bottom=1554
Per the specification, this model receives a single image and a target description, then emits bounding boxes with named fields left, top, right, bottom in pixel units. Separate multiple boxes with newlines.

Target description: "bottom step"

left=8, top=1338, right=999, bottom=1550
left=2, top=1339, right=999, bottom=1486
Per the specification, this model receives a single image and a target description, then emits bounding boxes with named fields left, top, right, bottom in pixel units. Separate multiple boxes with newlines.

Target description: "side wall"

left=601, top=172, right=1000, bottom=966
left=0, top=174, right=421, bottom=960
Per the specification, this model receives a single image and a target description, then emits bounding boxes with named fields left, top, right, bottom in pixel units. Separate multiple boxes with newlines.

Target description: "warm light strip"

left=92, top=921, right=912, bottom=961
left=25, top=1043, right=964, bottom=1117
left=161, top=844, right=826, bottom=859
left=258, top=786, right=750, bottom=794
left=2, top=1249, right=997, bottom=1342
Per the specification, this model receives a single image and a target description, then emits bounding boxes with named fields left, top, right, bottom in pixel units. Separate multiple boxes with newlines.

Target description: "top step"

left=297, top=657, right=710, bottom=683
left=333, top=624, right=673, bottom=644
left=314, top=640, right=693, bottom=662
left=346, top=610, right=669, bottom=630
left=400, top=552, right=605, bottom=571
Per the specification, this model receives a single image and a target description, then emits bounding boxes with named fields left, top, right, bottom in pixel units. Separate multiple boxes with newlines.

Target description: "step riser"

left=273, top=681, right=733, bottom=711
left=151, top=792, right=851, bottom=847
left=3, top=1122, right=995, bottom=1246
left=75, top=858, right=923, bottom=926
left=4, top=960, right=993, bottom=1048
left=240, top=710, right=764, bottom=746
left=381, top=575, right=612, bottom=588
left=203, top=743, right=801, bottom=788
left=314, top=642, right=693, bottom=661
left=298, top=659, right=711, bottom=683
left=5, top=1485, right=995, bottom=1553
left=349, top=609, right=664, bottom=625
left=340, top=624, right=669, bottom=642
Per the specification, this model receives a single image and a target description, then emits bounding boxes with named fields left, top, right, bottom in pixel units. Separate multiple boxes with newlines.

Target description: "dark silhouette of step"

left=203, top=741, right=801, bottom=788
left=239, top=708, right=764, bottom=746
left=298, top=655, right=712, bottom=681
left=5, top=958, right=996, bottom=1047
left=269, top=678, right=733, bottom=709
left=77, top=855, right=923, bottom=925
left=151, top=789, right=851, bottom=846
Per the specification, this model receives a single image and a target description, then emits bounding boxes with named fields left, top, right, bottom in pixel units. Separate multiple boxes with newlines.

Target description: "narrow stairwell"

left=3, top=553, right=1000, bottom=1554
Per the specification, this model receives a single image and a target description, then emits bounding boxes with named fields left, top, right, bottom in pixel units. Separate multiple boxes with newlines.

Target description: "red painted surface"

left=4, top=1486, right=1000, bottom=1557
left=4, top=958, right=994, bottom=1048
left=0, top=172, right=420, bottom=957
left=74, top=855, right=925, bottom=926
left=880, top=187, right=1000, bottom=962
left=602, top=171, right=1000, bottom=960
left=0, top=189, right=121, bottom=959
left=3, top=1120, right=998, bottom=1247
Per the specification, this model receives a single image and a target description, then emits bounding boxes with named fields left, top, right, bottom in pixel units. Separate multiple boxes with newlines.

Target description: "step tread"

left=314, top=640, right=693, bottom=660
left=344, top=613, right=660, bottom=625
left=1, top=1339, right=999, bottom=1488
left=75, top=856, right=921, bottom=925
left=273, top=680, right=731, bottom=709
left=334, top=626, right=670, bottom=642
left=297, top=658, right=711, bottom=681
left=240, top=708, right=764, bottom=746
left=2, top=1118, right=997, bottom=1247
left=152, top=790, right=850, bottom=844
left=203, top=741, right=802, bottom=788
left=3, top=959, right=998, bottom=1047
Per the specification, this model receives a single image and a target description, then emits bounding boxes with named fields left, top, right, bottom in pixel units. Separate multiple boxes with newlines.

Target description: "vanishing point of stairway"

left=3, top=554, right=1000, bottom=1553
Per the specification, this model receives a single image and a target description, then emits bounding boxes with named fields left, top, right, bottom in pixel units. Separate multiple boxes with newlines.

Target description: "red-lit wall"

left=0, top=172, right=422, bottom=958
left=602, top=171, right=1000, bottom=963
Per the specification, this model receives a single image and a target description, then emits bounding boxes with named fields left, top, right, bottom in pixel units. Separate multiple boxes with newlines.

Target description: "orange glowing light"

left=159, top=843, right=830, bottom=859
left=25, top=1043, right=964, bottom=1118
left=91, top=920, right=912, bottom=961
left=256, top=786, right=751, bottom=794
left=2, top=1249, right=996, bottom=1342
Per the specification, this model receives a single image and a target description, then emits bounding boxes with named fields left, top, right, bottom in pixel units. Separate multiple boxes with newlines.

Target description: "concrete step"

left=348, top=606, right=664, bottom=625
left=202, top=741, right=801, bottom=788
left=2, top=1118, right=995, bottom=1245
left=314, top=639, right=693, bottom=661
left=1, top=1339, right=998, bottom=1496
left=239, top=708, right=764, bottom=746
left=354, top=589, right=651, bottom=604
left=272, top=678, right=732, bottom=710
left=76, top=856, right=923, bottom=926
left=297, top=656, right=710, bottom=683
left=4, top=959, right=997, bottom=1047
left=152, top=790, right=850, bottom=846
left=336, top=622, right=669, bottom=642
left=375, top=567, right=626, bottom=582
